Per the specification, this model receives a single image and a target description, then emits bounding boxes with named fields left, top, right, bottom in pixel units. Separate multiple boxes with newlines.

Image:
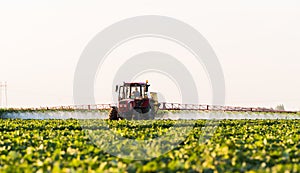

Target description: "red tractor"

left=109, top=80, right=158, bottom=120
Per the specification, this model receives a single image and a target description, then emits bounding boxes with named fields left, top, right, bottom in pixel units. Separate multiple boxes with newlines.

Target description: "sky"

left=0, top=0, right=300, bottom=110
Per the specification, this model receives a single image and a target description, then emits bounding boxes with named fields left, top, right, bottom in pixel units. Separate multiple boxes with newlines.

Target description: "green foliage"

left=0, top=119, right=299, bottom=172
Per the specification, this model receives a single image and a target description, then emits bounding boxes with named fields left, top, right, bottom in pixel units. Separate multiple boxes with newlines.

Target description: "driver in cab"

left=132, top=87, right=140, bottom=99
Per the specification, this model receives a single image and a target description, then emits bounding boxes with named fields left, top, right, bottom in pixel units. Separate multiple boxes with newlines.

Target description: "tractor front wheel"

left=108, top=107, right=123, bottom=120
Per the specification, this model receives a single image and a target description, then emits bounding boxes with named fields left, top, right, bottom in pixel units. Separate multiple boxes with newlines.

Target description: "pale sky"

left=0, top=0, right=300, bottom=110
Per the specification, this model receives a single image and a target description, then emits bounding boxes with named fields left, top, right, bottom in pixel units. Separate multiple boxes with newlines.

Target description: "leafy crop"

left=0, top=119, right=299, bottom=173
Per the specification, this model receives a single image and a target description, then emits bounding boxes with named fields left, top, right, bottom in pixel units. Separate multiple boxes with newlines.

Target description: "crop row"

left=0, top=119, right=299, bottom=172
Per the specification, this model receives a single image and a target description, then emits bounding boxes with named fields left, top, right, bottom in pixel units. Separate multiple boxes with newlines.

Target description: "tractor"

left=108, top=80, right=159, bottom=120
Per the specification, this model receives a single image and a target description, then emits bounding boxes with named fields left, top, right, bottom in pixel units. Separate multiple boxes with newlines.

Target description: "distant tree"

left=275, top=104, right=285, bottom=111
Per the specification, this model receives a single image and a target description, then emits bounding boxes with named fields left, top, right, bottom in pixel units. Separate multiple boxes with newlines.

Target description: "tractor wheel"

left=108, top=107, right=119, bottom=120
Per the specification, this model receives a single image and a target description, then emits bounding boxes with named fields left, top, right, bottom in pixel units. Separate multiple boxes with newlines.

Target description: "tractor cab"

left=116, top=82, right=150, bottom=101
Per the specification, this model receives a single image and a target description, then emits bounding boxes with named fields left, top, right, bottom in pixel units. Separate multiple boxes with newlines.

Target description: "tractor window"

left=141, top=86, right=146, bottom=98
left=124, top=86, right=130, bottom=99
left=119, top=86, right=124, bottom=99
left=130, top=86, right=140, bottom=98
left=120, top=85, right=147, bottom=99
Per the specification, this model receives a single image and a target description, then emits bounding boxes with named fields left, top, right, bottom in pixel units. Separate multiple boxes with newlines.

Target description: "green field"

left=0, top=119, right=299, bottom=173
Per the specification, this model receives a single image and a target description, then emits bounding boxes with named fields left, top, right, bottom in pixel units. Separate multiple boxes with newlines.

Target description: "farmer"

left=132, top=87, right=140, bottom=98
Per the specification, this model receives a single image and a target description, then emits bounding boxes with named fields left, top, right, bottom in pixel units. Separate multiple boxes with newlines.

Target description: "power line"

left=0, top=81, right=7, bottom=108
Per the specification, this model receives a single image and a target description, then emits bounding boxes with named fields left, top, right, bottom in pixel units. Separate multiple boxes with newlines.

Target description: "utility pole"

left=0, top=82, right=7, bottom=108
left=0, top=82, right=2, bottom=107
left=5, top=81, right=7, bottom=107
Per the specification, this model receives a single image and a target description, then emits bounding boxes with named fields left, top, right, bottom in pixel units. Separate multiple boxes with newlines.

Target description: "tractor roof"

left=123, top=82, right=148, bottom=86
